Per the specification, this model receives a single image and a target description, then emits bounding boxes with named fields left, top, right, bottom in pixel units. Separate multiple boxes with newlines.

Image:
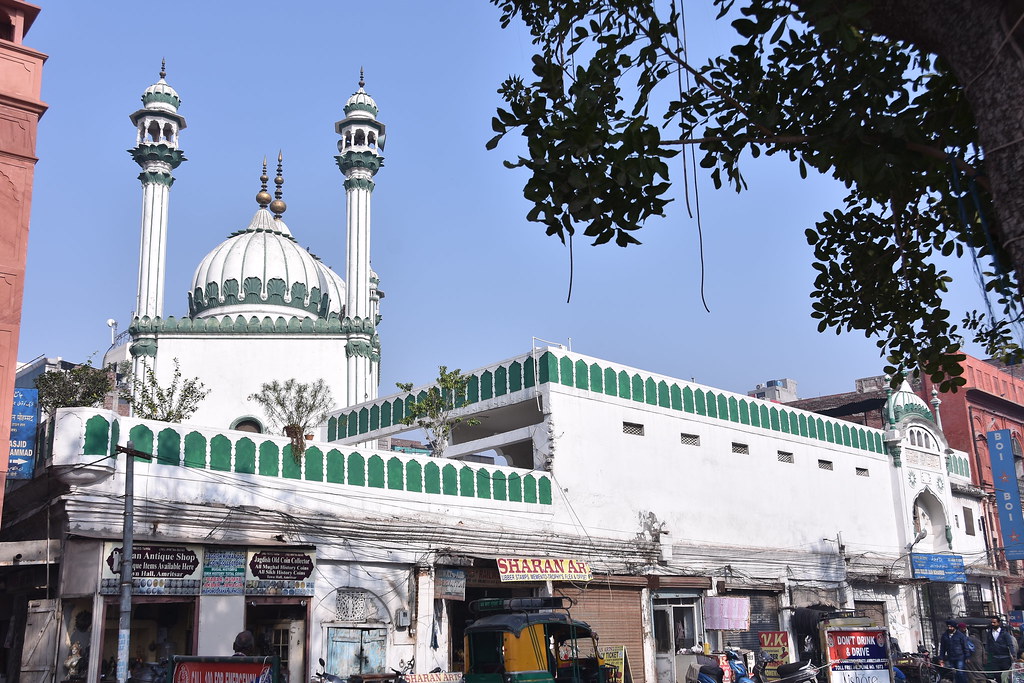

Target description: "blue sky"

left=18, top=1, right=989, bottom=400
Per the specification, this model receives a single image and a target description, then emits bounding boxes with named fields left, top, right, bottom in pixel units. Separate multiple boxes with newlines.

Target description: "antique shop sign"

left=101, top=543, right=203, bottom=595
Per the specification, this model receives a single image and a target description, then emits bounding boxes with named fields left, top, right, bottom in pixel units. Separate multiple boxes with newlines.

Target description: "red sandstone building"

left=920, top=355, right=1024, bottom=613
left=0, top=0, right=45, bottom=518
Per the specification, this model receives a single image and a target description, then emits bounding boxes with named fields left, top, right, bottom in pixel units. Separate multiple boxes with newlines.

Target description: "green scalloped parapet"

left=78, top=412, right=552, bottom=507
left=330, top=351, right=887, bottom=458
left=344, top=101, right=378, bottom=116
left=129, top=143, right=187, bottom=169
left=129, top=312, right=350, bottom=337
left=336, top=150, right=383, bottom=175
left=142, top=91, right=181, bottom=109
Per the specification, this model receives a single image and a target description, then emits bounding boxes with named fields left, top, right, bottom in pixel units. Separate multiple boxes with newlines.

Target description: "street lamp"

left=113, top=441, right=152, bottom=683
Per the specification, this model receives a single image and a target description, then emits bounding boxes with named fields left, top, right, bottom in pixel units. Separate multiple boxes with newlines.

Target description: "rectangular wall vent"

left=818, top=459, right=834, bottom=471
left=732, top=442, right=749, bottom=454
left=680, top=433, right=700, bottom=446
left=856, top=467, right=870, bottom=477
left=622, top=422, right=645, bottom=436
left=777, top=451, right=794, bottom=464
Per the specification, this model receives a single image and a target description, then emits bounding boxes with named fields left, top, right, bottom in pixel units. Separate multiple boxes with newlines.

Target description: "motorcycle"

left=315, top=658, right=347, bottom=683
left=774, top=660, right=818, bottom=683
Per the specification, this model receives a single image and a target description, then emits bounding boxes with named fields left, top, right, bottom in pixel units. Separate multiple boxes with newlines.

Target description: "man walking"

left=940, top=619, right=971, bottom=683
left=986, top=617, right=1017, bottom=682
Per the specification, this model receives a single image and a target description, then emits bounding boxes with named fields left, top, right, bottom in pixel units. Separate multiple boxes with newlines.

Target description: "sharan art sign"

left=496, top=557, right=592, bottom=582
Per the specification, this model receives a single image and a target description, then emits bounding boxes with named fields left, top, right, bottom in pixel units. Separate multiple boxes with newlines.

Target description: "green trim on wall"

left=130, top=312, right=350, bottom=337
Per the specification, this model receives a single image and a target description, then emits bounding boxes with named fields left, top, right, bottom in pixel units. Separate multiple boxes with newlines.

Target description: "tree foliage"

left=35, top=361, right=113, bottom=415
left=396, top=366, right=480, bottom=457
left=248, top=379, right=335, bottom=460
left=487, top=0, right=1024, bottom=390
left=122, top=358, right=209, bottom=423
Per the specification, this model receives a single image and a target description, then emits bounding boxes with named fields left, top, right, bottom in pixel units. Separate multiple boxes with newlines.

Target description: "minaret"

left=128, top=62, right=185, bottom=377
left=336, top=70, right=385, bottom=406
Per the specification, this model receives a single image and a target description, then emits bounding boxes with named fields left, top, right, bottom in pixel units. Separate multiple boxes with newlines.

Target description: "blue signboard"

left=988, top=429, right=1024, bottom=560
left=8, top=387, right=38, bottom=479
left=910, top=553, right=967, bottom=582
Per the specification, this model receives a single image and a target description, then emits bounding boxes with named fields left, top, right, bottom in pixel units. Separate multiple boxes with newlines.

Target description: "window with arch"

left=232, top=417, right=263, bottom=434
left=908, top=427, right=938, bottom=452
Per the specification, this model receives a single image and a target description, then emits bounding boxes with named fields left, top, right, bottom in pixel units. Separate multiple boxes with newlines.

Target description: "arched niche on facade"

left=912, top=488, right=949, bottom=553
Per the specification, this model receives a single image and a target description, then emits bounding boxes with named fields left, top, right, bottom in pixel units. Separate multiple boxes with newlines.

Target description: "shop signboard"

left=170, top=655, right=278, bottom=683
left=598, top=645, right=632, bottom=683
left=1010, top=610, right=1024, bottom=629
left=825, top=628, right=891, bottom=683
left=909, top=554, right=966, bottom=583
left=758, top=631, right=791, bottom=680
left=496, top=557, right=592, bottom=582
left=246, top=548, right=315, bottom=595
left=435, top=568, right=466, bottom=600
left=101, top=542, right=204, bottom=595
left=989, top=429, right=1024, bottom=560
left=8, top=387, right=37, bottom=479
left=202, top=548, right=247, bottom=595
left=405, top=674, right=463, bottom=683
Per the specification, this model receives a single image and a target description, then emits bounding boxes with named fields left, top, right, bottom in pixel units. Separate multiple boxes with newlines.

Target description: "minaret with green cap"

left=336, top=69, right=385, bottom=406
left=127, top=61, right=186, bottom=372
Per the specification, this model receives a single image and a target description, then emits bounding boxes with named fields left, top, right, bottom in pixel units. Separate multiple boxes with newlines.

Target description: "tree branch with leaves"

left=121, top=358, right=209, bottom=423
left=248, top=379, right=335, bottom=462
left=487, top=0, right=1024, bottom=390
left=396, top=366, right=480, bottom=458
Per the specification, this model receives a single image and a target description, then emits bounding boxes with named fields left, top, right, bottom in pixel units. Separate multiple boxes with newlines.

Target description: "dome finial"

left=359, top=67, right=365, bottom=89
left=256, top=156, right=271, bottom=208
left=270, top=150, right=287, bottom=218
left=160, top=58, right=166, bottom=80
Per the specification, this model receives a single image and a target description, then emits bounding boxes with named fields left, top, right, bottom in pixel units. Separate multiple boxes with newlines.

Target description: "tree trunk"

left=851, top=0, right=1024, bottom=294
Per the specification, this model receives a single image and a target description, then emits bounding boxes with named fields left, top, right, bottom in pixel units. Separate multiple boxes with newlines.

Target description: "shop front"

left=53, top=540, right=316, bottom=681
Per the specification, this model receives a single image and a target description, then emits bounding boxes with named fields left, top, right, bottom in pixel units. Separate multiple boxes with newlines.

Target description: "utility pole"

left=114, top=441, right=151, bottom=683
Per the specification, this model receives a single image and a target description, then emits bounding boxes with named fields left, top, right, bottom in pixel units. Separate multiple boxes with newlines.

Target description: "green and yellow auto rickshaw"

left=463, top=597, right=613, bottom=683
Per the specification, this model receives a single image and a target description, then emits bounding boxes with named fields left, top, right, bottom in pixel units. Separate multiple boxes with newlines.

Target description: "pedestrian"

left=959, top=623, right=987, bottom=683
left=233, top=630, right=256, bottom=657
left=987, top=617, right=1017, bottom=682
left=939, top=619, right=970, bottom=683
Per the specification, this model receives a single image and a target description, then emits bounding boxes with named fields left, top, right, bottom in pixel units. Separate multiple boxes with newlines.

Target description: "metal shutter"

left=557, top=584, right=646, bottom=683
left=722, top=592, right=780, bottom=650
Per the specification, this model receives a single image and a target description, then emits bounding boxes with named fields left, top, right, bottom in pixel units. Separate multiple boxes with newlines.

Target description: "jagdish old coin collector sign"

left=100, top=543, right=316, bottom=596
left=496, top=557, right=593, bottom=582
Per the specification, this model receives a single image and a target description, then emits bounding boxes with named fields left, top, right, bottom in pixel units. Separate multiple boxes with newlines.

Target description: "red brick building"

left=0, top=0, right=44, bottom=520
left=920, top=355, right=1024, bottom=612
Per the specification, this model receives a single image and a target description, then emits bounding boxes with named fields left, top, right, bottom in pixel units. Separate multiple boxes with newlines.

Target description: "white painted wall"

left=153, top=334, right=348, bottom=431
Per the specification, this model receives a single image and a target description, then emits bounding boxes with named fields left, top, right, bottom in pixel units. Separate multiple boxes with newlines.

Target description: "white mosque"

left=107, top=66, right=385, bottom=432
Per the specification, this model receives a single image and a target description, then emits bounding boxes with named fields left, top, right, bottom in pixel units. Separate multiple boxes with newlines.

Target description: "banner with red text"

left=496, top=557, right=592, bottom=582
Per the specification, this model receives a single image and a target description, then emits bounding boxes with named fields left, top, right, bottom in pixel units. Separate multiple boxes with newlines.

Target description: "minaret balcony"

left=130, top=142, right=186, bottom=169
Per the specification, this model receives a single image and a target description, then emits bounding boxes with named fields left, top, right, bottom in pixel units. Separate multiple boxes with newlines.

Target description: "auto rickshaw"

left=463, top=597, right=613, bottom=683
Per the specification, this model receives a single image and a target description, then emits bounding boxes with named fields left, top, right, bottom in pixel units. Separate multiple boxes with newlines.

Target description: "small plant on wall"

left=121, top=358, right=209, bottom=423
left=396, top=365, right=480, bottom=458
left=248, top=379, right=335, bottom=461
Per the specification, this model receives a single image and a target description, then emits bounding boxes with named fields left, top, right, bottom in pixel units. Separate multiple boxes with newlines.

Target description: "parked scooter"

left=697, top=663, right=725, bottom=683
left=726, top=650, right=755, bottom=683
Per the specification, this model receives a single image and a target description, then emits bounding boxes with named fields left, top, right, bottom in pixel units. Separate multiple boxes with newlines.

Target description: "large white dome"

left=188, top=207, right=345, bottom=320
